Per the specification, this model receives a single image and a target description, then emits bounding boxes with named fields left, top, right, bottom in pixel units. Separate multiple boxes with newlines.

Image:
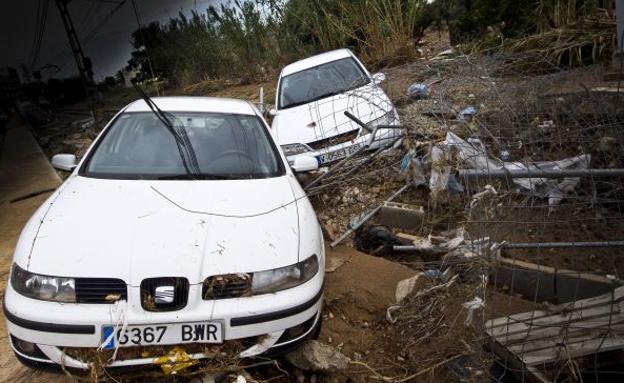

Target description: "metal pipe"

left=344, top=110, right=372, bottom=133
left=458, top=168, right=624, bottom=180
left=617, top=0, right=624, bottom=58
left=393, top=241, right=624, bottom=252
left=259, top=87, right=264, bottom=114
left=330, top=183, right=412, bottom=248
left=392, top=245, right=447, bottom=253
left=502, top=241, right=624, bottom=249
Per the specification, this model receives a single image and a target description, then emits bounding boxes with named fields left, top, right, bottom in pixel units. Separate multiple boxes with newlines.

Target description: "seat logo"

left=154, top=285, right=175, bottom=304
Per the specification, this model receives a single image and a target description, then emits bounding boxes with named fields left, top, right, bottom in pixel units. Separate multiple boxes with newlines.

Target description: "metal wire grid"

left=310, top=52, right=624, bottom=381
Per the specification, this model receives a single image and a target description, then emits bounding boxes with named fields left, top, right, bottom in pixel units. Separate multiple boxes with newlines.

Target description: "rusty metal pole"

left=614, top=0, right=624, bottom=70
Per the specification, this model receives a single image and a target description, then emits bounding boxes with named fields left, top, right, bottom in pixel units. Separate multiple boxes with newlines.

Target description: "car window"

left=82, top=112, right=284, bottom=179
left=278, top=57, right=370, bottom=109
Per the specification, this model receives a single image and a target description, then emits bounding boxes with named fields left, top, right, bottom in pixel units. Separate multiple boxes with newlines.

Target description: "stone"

left=285, top=340, right=350, bottom=372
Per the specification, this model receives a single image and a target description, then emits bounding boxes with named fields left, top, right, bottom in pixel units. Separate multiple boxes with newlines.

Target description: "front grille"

left=140, top=277, right=189, bottom=312
left=202, top=274, right=251, bottom=300
left=75, top=278, right=127, bottom=304
left=307, top=129, right=359, bottom=150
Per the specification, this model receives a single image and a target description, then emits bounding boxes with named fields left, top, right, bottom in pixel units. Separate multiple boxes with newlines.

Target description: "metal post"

left=502, top=241, right=624, bottom=249
left=259, top=87, right=264, bottom=114
left=458, top=168, right=624, bottom=180
left=615, top=0, right=624, bottom=69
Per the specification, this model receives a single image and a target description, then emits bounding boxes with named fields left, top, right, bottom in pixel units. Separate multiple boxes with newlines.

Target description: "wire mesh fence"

left=308, top=51, right=624, bottom=381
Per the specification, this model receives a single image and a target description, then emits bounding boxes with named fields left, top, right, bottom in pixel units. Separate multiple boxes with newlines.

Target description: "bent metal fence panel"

left=426, top=54, right=624, bottom=382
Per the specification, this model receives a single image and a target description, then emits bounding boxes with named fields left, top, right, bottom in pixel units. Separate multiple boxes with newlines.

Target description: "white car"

left=4, top=97, right=325, bottom=372
left=271, top=48, right=402, bottom=167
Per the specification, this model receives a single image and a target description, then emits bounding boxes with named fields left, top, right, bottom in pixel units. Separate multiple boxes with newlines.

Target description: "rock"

left=285, top=340, right=350, bottom=372
left=458, top=106, right=476, bottom=120
left=395, top=273, right=424, bottom=303
left=326, top=256, right=347, bottom=273
left=407, top=83, right=429, bottom=100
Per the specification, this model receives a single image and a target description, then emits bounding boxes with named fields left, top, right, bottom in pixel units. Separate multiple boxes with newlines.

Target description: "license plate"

left=101, top=322, right=223, bottom=349
left=317, top=144, right=361, bottom=165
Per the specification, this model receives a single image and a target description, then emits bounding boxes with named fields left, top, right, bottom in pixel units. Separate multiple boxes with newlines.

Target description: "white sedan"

left=4, top=97, right=324, bottom=372
left=271, top=48, right=402, bottom=167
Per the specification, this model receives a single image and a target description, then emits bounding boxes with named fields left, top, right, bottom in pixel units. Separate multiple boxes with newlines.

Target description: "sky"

left=1, top=0, right=223, bottom=81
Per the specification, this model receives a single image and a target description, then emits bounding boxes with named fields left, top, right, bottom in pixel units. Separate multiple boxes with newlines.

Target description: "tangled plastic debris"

left=154, top=346, right=199, bottom=375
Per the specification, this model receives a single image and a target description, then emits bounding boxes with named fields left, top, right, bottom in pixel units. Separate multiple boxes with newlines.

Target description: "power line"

left=29, top=0, right=50, bottom=71
left=81, top=0, right=128, bottom=44
left=76, top=0, right=101, bottom=35
left=131, top=0, right=158, bottom=91
left=28, top=0, right=42, bottom=67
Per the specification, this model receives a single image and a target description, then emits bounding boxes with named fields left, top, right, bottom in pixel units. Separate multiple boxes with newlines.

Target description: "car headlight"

left=368, top=110, right=399, bottom=128
left=10, top=264, right=76, bottom=302
left=281, top=143, right=312, bottom=157
left=251, top=255, right=319, bottom=294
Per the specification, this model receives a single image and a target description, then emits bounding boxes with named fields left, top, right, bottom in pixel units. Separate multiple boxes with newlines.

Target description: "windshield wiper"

left=157, top=174, right=195, bottom=180
left=157, top=174, right=236, bottom=180
left=133, top=84, right=201, bottom=178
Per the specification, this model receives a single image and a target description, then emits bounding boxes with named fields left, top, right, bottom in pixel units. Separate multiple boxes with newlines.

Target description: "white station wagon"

left=271, top=49, right=402, bottom=166
left=4, top=97, right=325, bottom=372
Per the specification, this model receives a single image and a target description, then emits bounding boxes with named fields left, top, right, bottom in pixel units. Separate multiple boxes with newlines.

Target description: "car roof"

left=281, top=49, right=354, bottom=77
left=123, top=97, right=257, bottom=115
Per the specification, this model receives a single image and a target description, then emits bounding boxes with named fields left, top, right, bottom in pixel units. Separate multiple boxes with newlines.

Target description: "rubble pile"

left=307, top=51, right=624, bottom=381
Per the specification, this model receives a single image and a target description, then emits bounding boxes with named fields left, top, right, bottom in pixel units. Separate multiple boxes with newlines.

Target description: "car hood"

left=272, top=83, right=394, bottom=145
left=23, top=175, right=300, bottom=285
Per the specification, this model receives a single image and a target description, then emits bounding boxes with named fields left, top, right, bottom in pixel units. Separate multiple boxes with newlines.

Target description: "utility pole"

left=55, top=0, right=98, bottom=116
left=131, top=0, right=159, bottom=95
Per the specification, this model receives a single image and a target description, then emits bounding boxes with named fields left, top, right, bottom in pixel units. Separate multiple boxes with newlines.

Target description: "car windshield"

left=278, top=57, right=370, bottom=109
left=82, top=112, right=284, bottom=179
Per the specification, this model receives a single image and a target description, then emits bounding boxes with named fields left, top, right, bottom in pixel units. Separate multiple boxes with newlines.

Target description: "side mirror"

left=372, top=72, right=386, bottom=84
left=51, top=154, right=77, bottom=172
left=291, top=156, right=318, bottom=173
left=268, top=108, right=277, bottom=116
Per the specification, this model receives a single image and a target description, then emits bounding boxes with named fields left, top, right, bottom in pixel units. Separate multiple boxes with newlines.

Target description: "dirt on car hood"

left=20, top=175, right=300, bottom=285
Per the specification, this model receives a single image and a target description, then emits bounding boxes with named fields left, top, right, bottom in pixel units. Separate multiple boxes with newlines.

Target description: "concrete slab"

left=0, top=117, right=61, bottom=204
left=0, top=116, right=65, bottom=382
left=492, top=257, right=621, bottom=304
left=493, top=263, right=557, bottom=303
left=377, top=201, right=424, bottom=231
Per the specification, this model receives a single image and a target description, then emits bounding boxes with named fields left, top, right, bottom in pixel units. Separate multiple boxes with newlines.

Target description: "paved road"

left=0, top=116, right=66, bottom=382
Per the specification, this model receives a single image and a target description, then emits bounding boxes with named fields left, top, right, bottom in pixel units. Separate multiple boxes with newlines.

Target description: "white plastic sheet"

left=431, top=132, right=591, bottom=208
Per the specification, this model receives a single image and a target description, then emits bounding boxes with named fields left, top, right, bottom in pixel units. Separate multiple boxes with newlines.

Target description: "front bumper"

left=4, top=275, right=323, bottom=370
left=287, top=126, right=403, bottom=167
